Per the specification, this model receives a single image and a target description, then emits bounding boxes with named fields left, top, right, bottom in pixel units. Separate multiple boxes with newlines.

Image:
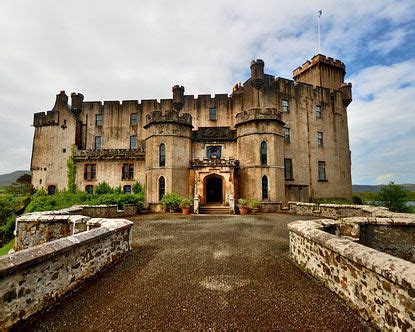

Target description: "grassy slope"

left=0, top=239, right=14, bottom=256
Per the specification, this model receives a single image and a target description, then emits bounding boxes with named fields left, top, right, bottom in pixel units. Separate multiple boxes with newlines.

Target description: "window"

left=95, top=114, right=103, bottom=126
left=317, top=131, right=324, bottom=146
left=260, top=141, right=267, bottom=165
left=315, top=105, right=322, bottom=118
left=123, top=185, right=132, bottom=194
left=84, top=163, right=97, bottom=180
left=159, top=143, right=166, bottom=167
left=122, top=163, right=134, bottom=180
left=130, top=135, right=137, bottom=150
left=283, top=127, right=290, bottom=143
left=95, top=136, right=102, bottom=150
left=47, top=185, right=56, bottom=195
left=282, top=99, right=289, bottom=113
left=85, top=185, right=94, bottom=194
left=284, top=159, right=293, bottom=180
left=318, top=161, right=327, bottom=181
left=63, top=148, right=66, bottom=153
left=130, top=113, right=138, bottom=125
left=209, top=107, right=217, bottom=121
left=207, top=146, right=221, bottom=159
left=261, top=175, right=268, bottom=200
left=159, top=176, right=165, bottom=201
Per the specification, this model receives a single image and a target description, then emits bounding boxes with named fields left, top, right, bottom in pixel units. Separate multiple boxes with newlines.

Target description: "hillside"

left=0, top=170, right=31, bottom=187
left=353, top=184, right=415, bottom=193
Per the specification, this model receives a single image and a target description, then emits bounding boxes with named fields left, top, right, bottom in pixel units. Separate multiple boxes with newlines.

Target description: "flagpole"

left=317, top=11, right=321, bottom=54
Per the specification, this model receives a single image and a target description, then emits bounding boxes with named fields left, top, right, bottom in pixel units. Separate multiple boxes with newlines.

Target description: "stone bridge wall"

left=288, top=217, right=415, bottom=330
left=0, top=216, right=133, bottom=329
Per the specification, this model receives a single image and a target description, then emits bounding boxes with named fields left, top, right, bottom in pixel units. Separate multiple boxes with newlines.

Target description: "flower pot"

left=182, top=207, right=191, bottom=215
left=239, top=206, right=248, bottom=215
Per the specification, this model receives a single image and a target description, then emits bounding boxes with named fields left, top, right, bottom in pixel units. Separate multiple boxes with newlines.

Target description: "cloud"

left=0, top=0, right=414, bottom=185
left=375, top=173, right=395, bottom=185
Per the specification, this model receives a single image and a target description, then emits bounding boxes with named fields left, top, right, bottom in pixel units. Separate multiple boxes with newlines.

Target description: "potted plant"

left=238, top=198, right=248, bottom=215
left=161, top=192, right=182, bottom=212
left=249, top=199, right=261, bottom=214
left=180, top=198, right=192, bottom=215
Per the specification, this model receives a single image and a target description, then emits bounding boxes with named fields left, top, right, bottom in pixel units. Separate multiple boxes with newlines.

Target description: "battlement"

left=73, top=147, right=145, bottom=161
left=144, top=109, right=193, bottom=128
left=293, top=54, right=345, bottom=77
left=33, top=111, right=59, bottom=127
left=235, top=107, right=283, bottom=127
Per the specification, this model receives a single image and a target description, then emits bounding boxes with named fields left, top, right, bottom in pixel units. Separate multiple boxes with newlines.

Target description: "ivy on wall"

left=67, top=145, right=77, bottom=193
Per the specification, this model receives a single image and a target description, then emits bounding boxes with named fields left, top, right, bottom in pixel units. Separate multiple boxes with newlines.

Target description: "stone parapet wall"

left=287, top=202, right=410, bottom=219
left=0, top=218, right=133, bottom=329
left=15, top=204, right=139, bottom=251
left=288, top=218, right=415, bottom=330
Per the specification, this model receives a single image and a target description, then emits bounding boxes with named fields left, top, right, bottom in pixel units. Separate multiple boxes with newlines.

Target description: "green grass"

left=0, top=238, right=14, bottom=256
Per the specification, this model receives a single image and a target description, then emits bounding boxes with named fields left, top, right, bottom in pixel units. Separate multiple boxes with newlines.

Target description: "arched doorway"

left=205, top=174, right=223, bottom=204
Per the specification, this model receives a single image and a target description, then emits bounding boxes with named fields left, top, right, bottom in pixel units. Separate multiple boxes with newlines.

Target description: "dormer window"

left=209, top=107, right=217, bottom=121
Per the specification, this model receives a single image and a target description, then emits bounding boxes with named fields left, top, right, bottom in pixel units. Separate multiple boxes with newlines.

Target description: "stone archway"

left=204, top=174, right=224, bottom=204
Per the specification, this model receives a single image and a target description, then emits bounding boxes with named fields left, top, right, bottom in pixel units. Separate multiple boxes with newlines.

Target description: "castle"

left=30, top=54, right=353, bottom=212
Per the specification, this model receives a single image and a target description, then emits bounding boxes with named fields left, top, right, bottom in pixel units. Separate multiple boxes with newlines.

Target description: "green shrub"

left=95, top=182, right=113, bottom=195
left=180, top=198, right=192, bottom=208
left=248, top=199, right=261, bottom=209
left=238, top=198, right=248, bottom=207
left=376, top=182, right=409, bottom=212
left=161, top=193, right=182, bottom=211
left=352, top=196, right=363, bottom=205
left=133, top=182, right=144, bottom=194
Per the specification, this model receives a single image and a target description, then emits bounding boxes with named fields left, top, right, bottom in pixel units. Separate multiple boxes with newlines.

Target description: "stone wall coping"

left=341, top=216, right=415, bottom=226
left=17, top=214, right=90, bottom=223
left=288, top=219, right=415, bottom=291
left=0, top=219, right=133, bottom=278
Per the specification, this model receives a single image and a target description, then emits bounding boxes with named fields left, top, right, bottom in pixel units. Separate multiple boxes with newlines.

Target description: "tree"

left=377, top=182, right=409, bottom=212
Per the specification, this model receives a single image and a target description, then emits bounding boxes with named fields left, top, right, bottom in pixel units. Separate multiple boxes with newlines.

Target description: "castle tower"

left=143, top=86, right=193, bottom=210
left=236, top=60, right=285, bottom=203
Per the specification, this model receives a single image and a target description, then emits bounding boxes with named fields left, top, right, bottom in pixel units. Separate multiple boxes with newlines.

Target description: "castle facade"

left=31, top=54, right=353, bottom=212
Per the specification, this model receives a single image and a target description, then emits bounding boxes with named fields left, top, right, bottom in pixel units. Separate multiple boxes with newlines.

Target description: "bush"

left=352, top=196, right=363, bottom=205
left=180, top=198, right=192, bottom=208
left=376, top=182, right=409, bottom=212
left=238, top=198, right=248, bottom=207
left=248, top=199, right=261, bottom=209
left=161, top=193, right=182, bottom=211
left=133, top=182, right=144, bottom=194
left=95, top=182, right=113, bottom=195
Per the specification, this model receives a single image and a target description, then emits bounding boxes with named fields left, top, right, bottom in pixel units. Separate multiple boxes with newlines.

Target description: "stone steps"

left=199, top=205, right=231, bottom=214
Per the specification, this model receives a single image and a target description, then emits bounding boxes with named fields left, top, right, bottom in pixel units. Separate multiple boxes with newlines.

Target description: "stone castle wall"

left=288, top=217, right=415, bottom=330
left=0, top=216, right=133, bottom=329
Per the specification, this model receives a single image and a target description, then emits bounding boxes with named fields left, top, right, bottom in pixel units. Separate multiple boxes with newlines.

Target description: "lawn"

left=0, top=238, right=14, bottom=256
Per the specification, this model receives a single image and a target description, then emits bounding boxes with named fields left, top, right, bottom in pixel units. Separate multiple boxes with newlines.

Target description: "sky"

left=0, top=0, right=414, bottom=185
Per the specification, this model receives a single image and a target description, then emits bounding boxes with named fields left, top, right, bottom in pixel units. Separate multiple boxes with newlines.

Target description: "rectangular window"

left=318, top=161, right=327, bottom=181
left=123, top=185, right=132, bottom=194
left=130, top=113, right=138, bottom=125
left=209, top=107, right=217, bottom=121
left=317, top=131, right=323, bottom=146
left=284, top=159, right=293, bottom=180
left=130, top=135, right=137, bottom=150
left=122, top=163, right=134, bottom=180
left=283, top=127, right=290, bottom=143
left=207, top=146, right=221, bottom=159
left=95, top=114, right=103, bottom=126
left=315, top=105, right=322, bottom=118
left=84, top=164, right=97, bottom=180
left=282, top=99, right=289, bottom=113
left=94, top=136, right=102, bottom=150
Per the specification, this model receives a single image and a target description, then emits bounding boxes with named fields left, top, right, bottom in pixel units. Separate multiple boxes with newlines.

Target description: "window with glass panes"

left=95, top=114, right=103, bottom=126
left=130, top=113, right=138, bottom=125
left=84, top=164, right=97, bottom=180
left=122, top=163, right=134, bottom=180
left=317, top=131, right=323, bottom=146
left=318, top=161, right=327, bottom=180
left=209, top=107, right=217, bottom=120
left=284, top=159, right=293, bottom=180
left=283, top=127, right=290, bottom=142
left=130, top=135, right=137, bottom=150
left=282, top=99, right=289, bottom=113
left=315, top=105, right=322, bottom=118
left=94, top=136, right=102, bottom=150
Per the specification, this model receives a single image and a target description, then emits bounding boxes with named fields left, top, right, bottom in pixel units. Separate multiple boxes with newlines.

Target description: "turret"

left=250, top=59, right=265, bottom=90
left=54, top=90, right=68, bottom=109
left=293, top=54, right=347, bottom=90
left=71, top=92, right=84, bottom=111
left=172, top=85, right=185, bottom=110
left=339, top=83, right=352, bottom=106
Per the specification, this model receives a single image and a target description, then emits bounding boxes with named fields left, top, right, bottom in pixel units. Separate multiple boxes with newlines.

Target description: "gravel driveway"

left=16, top=214, right=369, bottom=330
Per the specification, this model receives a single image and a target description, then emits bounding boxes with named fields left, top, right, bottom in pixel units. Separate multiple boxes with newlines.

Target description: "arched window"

left=260, top=141, right=267, bottom=165
left=159, top=143, right=166, bottom=167
left=159, top=176, right=165, bottom=201
left=85, top=185, right=94, bottom=194
left=262, top=175, right=268, bottom=200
